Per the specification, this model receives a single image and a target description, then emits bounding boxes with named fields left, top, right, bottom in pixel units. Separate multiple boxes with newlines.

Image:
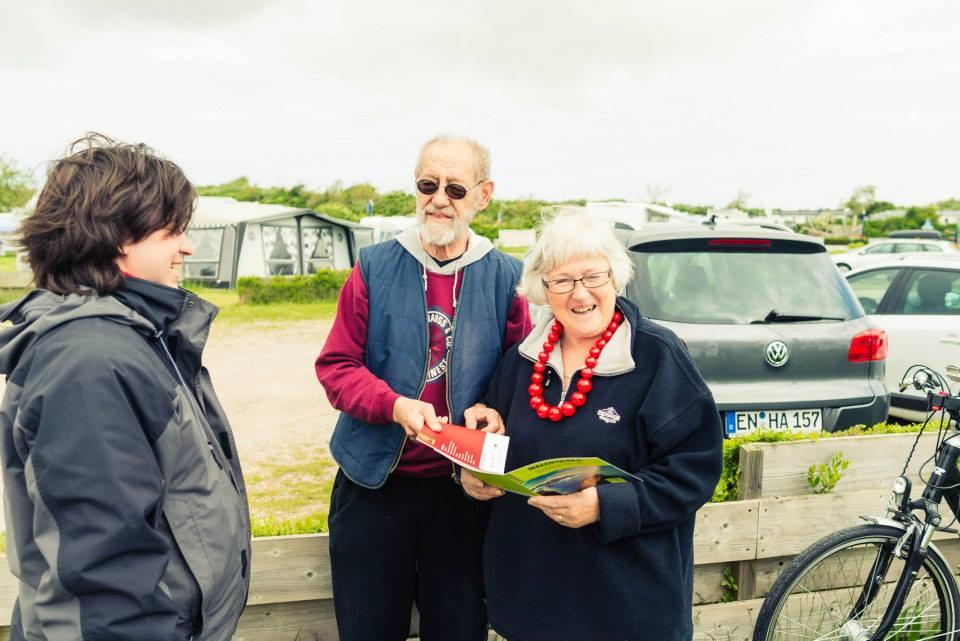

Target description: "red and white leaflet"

left=416, top=423, right=509, bottom=474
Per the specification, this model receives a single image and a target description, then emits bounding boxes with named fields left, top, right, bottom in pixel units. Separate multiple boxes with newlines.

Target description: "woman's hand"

left=460, top=470, right=505, bottom=501
left=463, top=403, right=505, bottom=434
left=528, top=487, right=600, bottom=528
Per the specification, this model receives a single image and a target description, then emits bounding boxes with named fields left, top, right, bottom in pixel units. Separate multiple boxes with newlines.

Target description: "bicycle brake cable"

left=901, top=412, right=934, bottom=477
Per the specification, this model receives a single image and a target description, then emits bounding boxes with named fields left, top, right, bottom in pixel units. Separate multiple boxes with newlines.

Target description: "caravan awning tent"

left=186, top=197, right=374, bottom=286
left=550, top=202, right=697, bottom=230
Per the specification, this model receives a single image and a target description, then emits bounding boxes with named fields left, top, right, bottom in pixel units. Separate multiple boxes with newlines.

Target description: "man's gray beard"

left=418, top=216, right=469, bottom=247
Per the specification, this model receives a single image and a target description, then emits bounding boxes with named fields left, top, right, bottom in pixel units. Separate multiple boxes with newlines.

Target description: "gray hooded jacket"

left=0, top=278, right=250, bottom=641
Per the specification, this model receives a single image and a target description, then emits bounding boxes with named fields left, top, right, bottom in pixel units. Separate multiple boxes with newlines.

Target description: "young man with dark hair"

left=0, top=134, right=250, bottom=641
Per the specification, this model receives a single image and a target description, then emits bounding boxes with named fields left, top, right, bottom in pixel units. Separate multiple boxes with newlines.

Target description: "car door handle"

left=942, top=334, right=960, bottom=345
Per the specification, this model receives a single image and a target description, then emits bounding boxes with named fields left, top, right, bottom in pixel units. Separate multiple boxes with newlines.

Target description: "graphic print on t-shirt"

left=426, top=307, right=453, bottom=382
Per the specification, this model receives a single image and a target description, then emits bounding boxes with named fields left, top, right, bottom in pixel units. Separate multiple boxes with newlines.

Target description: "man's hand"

left=460, top=470, right=505, bottom=501
left=527, top=487, right=600, bottom=528
left=463, top=403, right=505, bottom=434
left=392, top=396, right=442, bottom=437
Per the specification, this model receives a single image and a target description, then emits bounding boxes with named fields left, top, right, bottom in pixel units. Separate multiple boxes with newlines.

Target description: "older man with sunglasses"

left=316, top=134, right=531, bottom=641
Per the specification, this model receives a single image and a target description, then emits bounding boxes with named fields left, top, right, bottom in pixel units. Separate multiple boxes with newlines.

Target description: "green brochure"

left=472, top=456, right=639, bottom=497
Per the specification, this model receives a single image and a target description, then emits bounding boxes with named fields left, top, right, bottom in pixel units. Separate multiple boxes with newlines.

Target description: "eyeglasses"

left=542, top=270, right=612, bottom=294
left=416, top=178, right=483, bottom=200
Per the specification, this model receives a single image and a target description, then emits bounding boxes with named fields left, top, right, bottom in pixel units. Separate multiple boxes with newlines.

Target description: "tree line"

left=2, top=155, right=957, bottom=240
left=197, top=176, right=585, bottom=240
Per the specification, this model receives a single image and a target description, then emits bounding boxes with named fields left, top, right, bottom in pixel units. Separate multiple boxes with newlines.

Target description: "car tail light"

left=848, top=328, right=887, bottom=362
left=708, top=238, right=773, bottom=247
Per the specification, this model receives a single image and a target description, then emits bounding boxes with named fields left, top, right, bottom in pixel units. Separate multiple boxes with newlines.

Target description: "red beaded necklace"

left=528, top=310, right=624, bottom=422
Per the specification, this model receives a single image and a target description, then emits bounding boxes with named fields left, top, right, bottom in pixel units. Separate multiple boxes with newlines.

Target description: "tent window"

left=302, top=225, right=335, bottom=274
left=263, top=225, right=299, bottom=275
left=184, top=228, right=223, bottom=279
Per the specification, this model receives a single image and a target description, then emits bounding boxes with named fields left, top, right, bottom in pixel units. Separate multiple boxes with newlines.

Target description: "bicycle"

left=753, top=363, right=960, bottom=641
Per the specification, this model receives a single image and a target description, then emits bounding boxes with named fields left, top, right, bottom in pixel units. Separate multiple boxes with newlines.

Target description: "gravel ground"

left=203, top=319, right=337, bottom=467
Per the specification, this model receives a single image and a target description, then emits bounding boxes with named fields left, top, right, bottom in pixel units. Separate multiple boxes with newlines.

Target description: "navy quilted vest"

left=329, top=239, right=522, bottom=488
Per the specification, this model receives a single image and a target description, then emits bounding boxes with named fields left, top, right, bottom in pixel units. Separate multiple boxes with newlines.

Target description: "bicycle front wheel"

left=753, top=524, right=960, bottom=641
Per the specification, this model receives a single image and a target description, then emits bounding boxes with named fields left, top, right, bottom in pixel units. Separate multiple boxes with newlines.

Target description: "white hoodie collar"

left=395, top=225, right=494, bottom=275
left=518, top=311, right=636, bottom=380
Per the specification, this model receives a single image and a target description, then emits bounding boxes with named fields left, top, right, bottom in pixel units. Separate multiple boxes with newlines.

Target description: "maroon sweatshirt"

left=316, top=236, right=531, bottom=477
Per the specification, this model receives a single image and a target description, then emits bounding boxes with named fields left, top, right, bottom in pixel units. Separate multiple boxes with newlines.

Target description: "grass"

left=182, top=285, right=338, bottom=324
left=246, top=452, right=338, bottom=537
left=500, top=246, right=529, bottom=260
left=0, top=288, right=27, bottom=304
left=0, top=285, right=339, bottom=324
left=0, top=254, right=16, bottom=273
left=0, top=453, right=337, bottom=554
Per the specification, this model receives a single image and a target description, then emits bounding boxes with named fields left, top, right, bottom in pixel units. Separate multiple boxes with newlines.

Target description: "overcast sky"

left=2, top=0, right=958, bottom=209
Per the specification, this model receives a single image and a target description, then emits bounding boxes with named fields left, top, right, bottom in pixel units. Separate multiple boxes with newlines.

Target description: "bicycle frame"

left=853, top=391, right=960, bottom=639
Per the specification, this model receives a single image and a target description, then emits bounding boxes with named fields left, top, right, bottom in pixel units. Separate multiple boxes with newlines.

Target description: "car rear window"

left=625, top=239, right=861, bottom=324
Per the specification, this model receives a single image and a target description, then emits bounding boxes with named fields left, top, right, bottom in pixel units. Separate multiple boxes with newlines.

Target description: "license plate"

left=725, top=409, right=822, bottom=436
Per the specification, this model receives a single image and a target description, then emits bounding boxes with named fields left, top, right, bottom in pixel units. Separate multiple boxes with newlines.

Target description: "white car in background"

left=832, top=238, right=959, bottom=273
left=845, top=255, right=960, bottom=422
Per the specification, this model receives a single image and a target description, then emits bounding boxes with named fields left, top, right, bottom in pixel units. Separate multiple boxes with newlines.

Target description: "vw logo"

left=765, top=341, right=789, bottom=368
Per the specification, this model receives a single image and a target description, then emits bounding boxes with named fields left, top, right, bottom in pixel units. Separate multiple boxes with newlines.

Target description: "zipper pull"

left=207, top=442, right=223, bottom=469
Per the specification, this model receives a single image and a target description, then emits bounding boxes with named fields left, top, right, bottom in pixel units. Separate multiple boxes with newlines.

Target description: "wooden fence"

left=0, top=432, right=942, bottom=640
left=694, top=430, right=954, bottom=640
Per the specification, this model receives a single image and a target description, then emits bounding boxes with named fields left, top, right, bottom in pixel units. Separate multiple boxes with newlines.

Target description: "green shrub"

left=720, top=566, right=738, bottom=603
left=807, top=451, right=850, bottom=494
left=824, top=236, right=859, bottom=245
left=237, top=270, right=350, bottom=305
left=251, top=514, right=327, bottom=537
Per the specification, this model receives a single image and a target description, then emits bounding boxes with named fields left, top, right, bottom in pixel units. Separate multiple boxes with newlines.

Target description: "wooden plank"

left=233, top=599, right=339, bottom=641
left=746, top=521, right=935, bottom=598
left=0, top=536, right=336, bottom=627
left=737, top=443, right=765, bottom=500
left=249, top=534, right=332, bottom=604
left=756, top=490, right=888, bottom=558
left=691, top=597, right=762, bottom=641
left=238, top=598, right=768, bottom=641
left=694, top=500, right=759, bottom=564
left=0, top=602, right=426, bottom=641
left=0, top=603, right=766, bottom=641
left=748, top=526, right=960, bottom=599
left=693, top=563, right=730, bottom=606
left=235, top=600, right=419, bottom=641
left=751, top=555, right=791, bottom=599
left=746, top=432, right=940, bottom=498
left=933, top=537, right=960, bottom=570
left=737, top=560, right=758, bottom=602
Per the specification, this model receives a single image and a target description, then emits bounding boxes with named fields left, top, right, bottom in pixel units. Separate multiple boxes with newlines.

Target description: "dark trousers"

left=328, top=470, right=488, bottom=641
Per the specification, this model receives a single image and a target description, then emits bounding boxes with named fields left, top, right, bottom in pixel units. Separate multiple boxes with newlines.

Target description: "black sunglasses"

left=416, top=178, right=483, bottom=200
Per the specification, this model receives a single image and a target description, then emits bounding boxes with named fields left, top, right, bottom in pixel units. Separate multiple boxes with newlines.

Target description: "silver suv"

left=620, top=223, right=889, bottom=435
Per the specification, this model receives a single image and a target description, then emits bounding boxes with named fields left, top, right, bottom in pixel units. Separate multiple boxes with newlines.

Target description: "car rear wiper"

left=750, top=309, right=846, bottom=324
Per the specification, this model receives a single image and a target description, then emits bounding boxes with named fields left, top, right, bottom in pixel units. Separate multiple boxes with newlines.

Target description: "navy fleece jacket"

left=481, top=296, right=722, bottom=641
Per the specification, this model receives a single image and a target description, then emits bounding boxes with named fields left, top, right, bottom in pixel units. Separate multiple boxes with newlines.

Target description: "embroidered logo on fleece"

left=597, top=407, right=621, bottom=424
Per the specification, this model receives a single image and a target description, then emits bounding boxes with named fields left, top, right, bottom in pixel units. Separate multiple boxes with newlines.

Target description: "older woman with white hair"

left=461, top=213, right=723, bottom=641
